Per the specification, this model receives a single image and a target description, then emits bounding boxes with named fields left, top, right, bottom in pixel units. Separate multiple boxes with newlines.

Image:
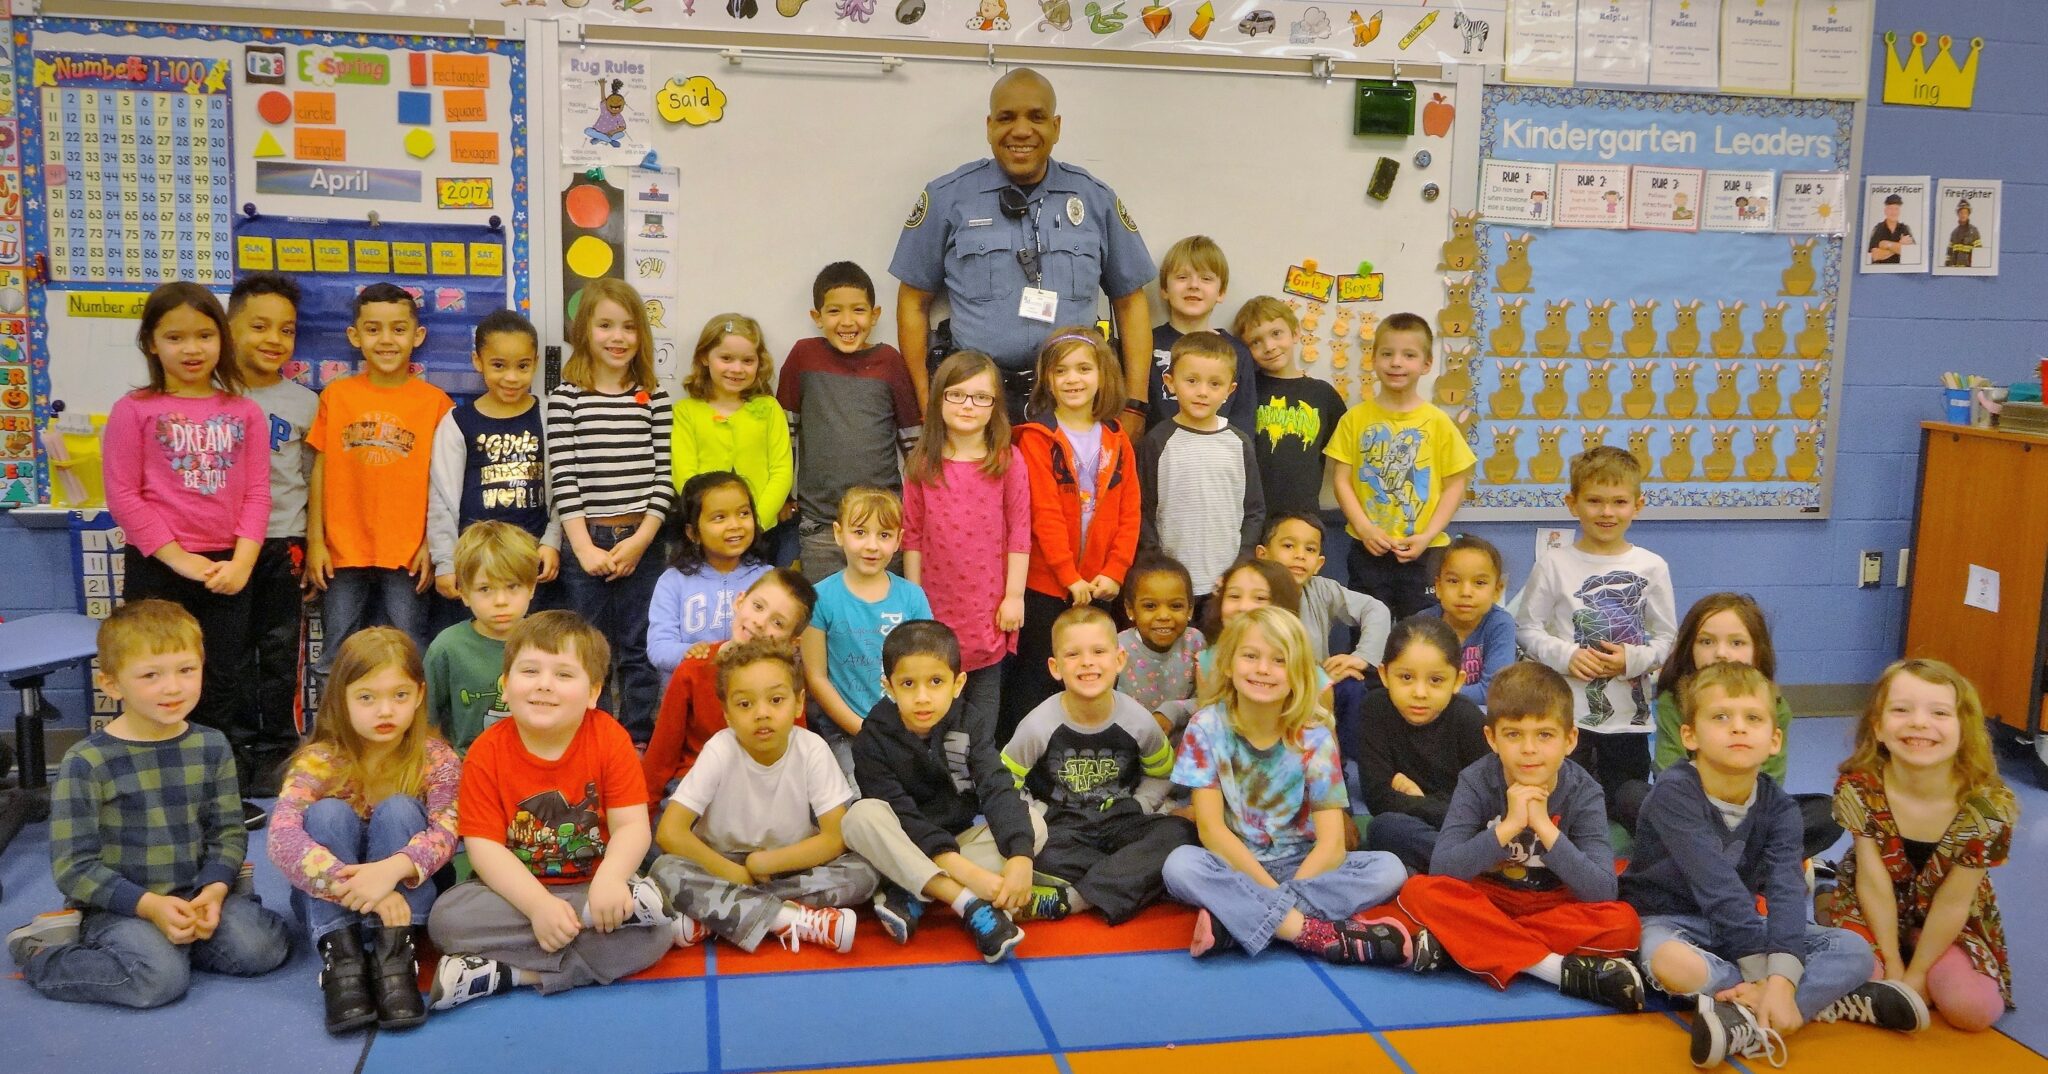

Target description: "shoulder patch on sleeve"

left=904, top=190, right=929, bottom=229
left=1116, top=198, right=1138, bottom=233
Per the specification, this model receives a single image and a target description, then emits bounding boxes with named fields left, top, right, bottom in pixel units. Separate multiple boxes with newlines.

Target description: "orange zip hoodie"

left=1014, top=414, right=1142, bottom=599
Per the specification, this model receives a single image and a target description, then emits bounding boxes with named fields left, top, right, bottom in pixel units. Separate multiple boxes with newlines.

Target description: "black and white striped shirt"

left=545, top=383, right=675, bottom=522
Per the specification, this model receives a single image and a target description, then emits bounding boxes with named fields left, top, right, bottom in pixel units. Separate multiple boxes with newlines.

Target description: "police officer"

left=890, top=68, right=1155, bottom=431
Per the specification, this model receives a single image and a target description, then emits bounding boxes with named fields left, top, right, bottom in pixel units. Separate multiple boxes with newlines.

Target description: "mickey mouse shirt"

left=102, top=389, right=271, bottom=556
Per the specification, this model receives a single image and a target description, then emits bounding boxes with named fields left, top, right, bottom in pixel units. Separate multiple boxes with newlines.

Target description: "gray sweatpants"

left=649, top=852, right=879, bottom=952
left=427, top=879, right=673, bottom=995
left=840, top=797, right=1049, bottom=899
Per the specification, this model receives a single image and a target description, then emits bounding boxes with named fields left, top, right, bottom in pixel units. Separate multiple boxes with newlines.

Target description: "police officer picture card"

left=1932, top=178, right=1999, bottom=278
left=1861, top=175, right=1930, bottom=274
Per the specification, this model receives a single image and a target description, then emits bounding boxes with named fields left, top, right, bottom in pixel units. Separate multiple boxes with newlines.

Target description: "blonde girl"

left=546, top=278, right=673, bottom=739
left=1161, top=607, right=1407, bottom=964
left=268, top=627, right=460, bottom=1034
left=102, top=282, right=270, bottom=808
left=1001, top=327, right=1141, bottom=741
left=902, top=351, right=1029, bottom=738
left=1818, top=659, right=2017, bottom=1031
left=671, top=314, right=793, bottom=549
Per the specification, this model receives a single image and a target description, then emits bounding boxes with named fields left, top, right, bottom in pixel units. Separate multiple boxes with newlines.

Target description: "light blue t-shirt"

left=810, top=571, right=933, bottom=723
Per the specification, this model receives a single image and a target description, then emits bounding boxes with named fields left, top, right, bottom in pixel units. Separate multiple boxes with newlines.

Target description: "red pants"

left=1383, top=874, right=1640, bottom=989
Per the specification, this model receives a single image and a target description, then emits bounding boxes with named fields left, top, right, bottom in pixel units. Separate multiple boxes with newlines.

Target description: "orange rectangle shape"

left=443, top=89, right=487, bottom=123
left=431, top=54, right=489, bottom=88
left=293, top=128, right=346, bottom=162
left=448, top=131, right=499, bottom=165
left=294, top=91, right=336, bottom=125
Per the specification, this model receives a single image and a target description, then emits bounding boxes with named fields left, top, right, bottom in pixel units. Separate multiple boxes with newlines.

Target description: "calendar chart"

left=35, top=53, right=233, bottom=285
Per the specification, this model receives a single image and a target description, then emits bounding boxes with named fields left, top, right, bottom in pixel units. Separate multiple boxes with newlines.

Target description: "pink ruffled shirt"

left=902, top=451, right=1032, bottom=672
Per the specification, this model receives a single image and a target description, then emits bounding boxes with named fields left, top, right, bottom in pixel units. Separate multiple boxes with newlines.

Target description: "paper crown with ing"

left=1882, top=30, right=1982, bottom=109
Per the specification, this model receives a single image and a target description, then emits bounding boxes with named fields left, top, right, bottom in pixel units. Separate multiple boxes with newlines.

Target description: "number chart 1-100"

left=35, top=52, right=235, bottom=286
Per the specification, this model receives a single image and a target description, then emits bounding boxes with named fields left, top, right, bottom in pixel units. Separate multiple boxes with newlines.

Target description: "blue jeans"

left=1162, top=845, right=1407, bottom=955
left=558, top=520, right=663, bottom=740
left=290, top=797, right=439, bottom=944
left=21, top=895, right=291, bottom=1008
left=1637, top=913, right=1876, bottom=1022
left=321, top=566, right=426, bottom=674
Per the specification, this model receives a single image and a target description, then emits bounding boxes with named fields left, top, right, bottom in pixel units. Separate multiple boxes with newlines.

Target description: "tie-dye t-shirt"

left=1171, top=703, right=1347, bottom=861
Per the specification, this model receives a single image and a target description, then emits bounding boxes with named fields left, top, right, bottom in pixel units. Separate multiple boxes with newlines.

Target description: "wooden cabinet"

left=1903, top=423, right=2048, bottom=741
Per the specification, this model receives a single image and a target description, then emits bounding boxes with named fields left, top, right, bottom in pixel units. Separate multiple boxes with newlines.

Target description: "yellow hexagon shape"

left=404, top=128, right=436, bottom=159
left=656, top=75, right=728, bottom=127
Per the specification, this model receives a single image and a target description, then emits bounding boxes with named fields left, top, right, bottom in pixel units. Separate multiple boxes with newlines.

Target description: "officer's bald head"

left=990, top=68, right=1056, bottom=114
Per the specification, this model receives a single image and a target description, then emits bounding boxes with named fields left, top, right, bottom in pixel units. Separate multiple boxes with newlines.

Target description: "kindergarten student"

left=1516, top=446, right=1676, bottom=830
left=309, top=283, right=454, bottom=662
left=1256, top=512, right=1391, bottom=680
left=1138, top=330, right=1264, bottom=613
left=1623, top=663, right=1927, bottom=1069
left=546, top=278, right=674, bottom=741
left=642, top=568, right=818, bottom=798
left=7, top=601, right=291, bottom=1009
left=1356, top=617, right=1489, bottom=874
left=1003, top=327, right=1141, bottom=742
left=1161, top=607, right=1408, bottom=963
left=844, top=621, right=1048, bottom=961
left=1003, top=606, right=1195, bottom=925
left=650, top=639, right=880, bottom=954
left=1817, top=659, right=2017, bottom=1032
left=903, top=351, right=1031, bottom=741
left=428, top=310, right=561, bottom=615
left=672, top=314, right=793, bottom=558
left=1652, top=593, right=1842, bottom=860
left=103, top=283, right=271, bottom=821
left=1147, top=236, right=1258, bottom=432
left=1325, top=312, right=1476, bottom=620
left=1421, top=535, right=1516, bottom=709
left=802, top=486, right=933, bottom=781
left=1156, top=558, right=1315, bottom=736
left=1389, top=661, right=1645, bottom=1011
left=427, top=612, right=678, bottom=1011
left=777, top=262, right=920, bottom=582
left=1117, top=553, right=1204, bottom=723
left=647, top=471, right=769, bottom=680
left=229, top=272, right=318, bottom=793
left=424, top=521, right=539, bottom=751
left=268, top=627, right=459, bottom=1033
left=1235, top=295, right=1346, bottom=518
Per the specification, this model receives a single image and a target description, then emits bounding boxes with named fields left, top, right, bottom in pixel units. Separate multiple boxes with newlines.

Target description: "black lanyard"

left=1017, top=198, right=1045, bottom=288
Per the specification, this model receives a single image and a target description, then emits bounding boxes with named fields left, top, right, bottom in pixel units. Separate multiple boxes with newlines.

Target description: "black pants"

left=123, top=546, right=261, bottom=794
left=243, top=537, right=308, bottom=794
left=998, top=589, right=1115, bottom=746
left=1570, top=728, right=1652, bottom=833
left=1346, top=541, right=1443, bottom=621
left=1036, top=810, right=1197, bottom=925
left=1365, top=811, right=1440, bottom=875
left=1796, top=792, right=1846, bottom=862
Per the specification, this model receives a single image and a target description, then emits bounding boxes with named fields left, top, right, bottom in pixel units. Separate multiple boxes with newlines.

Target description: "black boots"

left=367, top=925, right=428, bottom=1030
left=317, top=929, right=376, bottom=1034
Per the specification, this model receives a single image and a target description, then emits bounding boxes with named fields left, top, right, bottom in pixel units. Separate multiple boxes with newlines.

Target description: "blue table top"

left=0, top=613, right=102, bottom=680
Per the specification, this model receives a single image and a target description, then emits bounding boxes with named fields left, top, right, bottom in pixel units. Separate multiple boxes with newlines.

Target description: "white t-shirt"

left=670, top=726, right=853, bottom=856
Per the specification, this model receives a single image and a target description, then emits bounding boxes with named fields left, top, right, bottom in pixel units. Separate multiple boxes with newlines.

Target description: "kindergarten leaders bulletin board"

left=1462, top=85, right=1854, bottom=519
left=15, top=19, right=527, bottom=502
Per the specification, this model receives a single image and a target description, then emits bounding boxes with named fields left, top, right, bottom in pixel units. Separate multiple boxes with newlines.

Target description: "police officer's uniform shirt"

left=890, top=159, right=1155, bottom=372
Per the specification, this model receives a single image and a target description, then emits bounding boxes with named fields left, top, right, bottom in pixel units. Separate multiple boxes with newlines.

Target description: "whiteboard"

left=547, top=47, right=1462, bottom=403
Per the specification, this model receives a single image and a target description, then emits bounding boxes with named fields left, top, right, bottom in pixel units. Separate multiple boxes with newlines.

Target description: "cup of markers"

left=1941, top=372, right=1989, bottom=426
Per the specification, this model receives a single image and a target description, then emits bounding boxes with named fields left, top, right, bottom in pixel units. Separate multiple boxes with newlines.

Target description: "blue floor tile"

left=715, top=963, right=1045, bottom=1071
left=1022, top=950, right=1361, bottom=1050
left=1321, top=960, right=1621, bottom=1029
left=362, top=978, right=710, bottom=1074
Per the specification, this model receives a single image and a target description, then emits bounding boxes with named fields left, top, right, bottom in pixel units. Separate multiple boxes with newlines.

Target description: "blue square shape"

left=397, top=91, right=432, bottom=126
left=362, top=978, right=711, bottom=1074
left=1322, top=961, right=1621, bottom=1030
left=716, top=964, right=1045, bottom=1070
left=1021, top=951, right=1361, bottom=1051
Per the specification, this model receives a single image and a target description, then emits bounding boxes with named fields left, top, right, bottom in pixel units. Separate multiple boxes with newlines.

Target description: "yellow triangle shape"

left=253, top=131, right=285, bottom=158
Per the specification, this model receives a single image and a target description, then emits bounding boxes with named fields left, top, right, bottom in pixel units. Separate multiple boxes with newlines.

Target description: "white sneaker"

left=428, top=954, right=505, bottom=1011
left=583, top=876, right=672, bottom=929
left=7, top=909, right=82, bottom=965
left=673, top=914, right=711, bottom=948
left=772, top=903, right=856, bottom=954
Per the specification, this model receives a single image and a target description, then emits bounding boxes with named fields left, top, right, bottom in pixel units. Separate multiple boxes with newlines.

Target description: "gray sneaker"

left=8, top=910, right=83, bottom=966
left=1813, top=980, right=1930, bottom=1032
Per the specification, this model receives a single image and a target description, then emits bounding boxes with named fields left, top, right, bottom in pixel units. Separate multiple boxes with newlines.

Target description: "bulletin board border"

left=1460, top=82, right=1861, bottom=522
left=14, top=18, right=530, bottom=505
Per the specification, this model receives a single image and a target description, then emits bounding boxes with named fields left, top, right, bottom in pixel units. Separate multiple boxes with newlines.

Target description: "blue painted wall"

left=0, top=0, right=2039, bottom=735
